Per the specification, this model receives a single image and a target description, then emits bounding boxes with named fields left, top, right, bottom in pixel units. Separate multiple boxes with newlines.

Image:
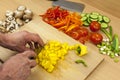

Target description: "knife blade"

left=52, top=0, right=85, bottom=13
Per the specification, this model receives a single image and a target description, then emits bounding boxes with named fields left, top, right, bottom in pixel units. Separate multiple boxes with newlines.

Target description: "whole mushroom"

left=17, top=6, right=26, bottom=11
left=23, top=9, right=33, bottom=21
left=14, top=10, right=24, bottom=19
left=5, top=10, right=14, bottom=17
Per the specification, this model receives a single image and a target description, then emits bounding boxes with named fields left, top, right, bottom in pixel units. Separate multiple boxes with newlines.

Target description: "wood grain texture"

left=80, top=0, right=120, bottom=18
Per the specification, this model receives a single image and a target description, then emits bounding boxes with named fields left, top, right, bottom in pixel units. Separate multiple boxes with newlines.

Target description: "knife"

left=52, top=0, right=85, bottom=13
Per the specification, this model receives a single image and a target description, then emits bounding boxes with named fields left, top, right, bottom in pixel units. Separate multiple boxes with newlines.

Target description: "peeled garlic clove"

left=16, top=18, right=24, bottom=26
left=17, top=6, right=26, bottom=11
left=14, top=10, right=24, bottom=18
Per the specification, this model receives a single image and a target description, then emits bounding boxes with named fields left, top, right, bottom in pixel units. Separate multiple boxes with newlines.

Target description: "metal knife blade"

left=52, top=0, right=85, bottom=13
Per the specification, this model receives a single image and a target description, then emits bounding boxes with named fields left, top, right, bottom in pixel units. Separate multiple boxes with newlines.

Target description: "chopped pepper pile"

left=36, top=40, right=87, bottom=72
left=40, top=6, right=89, bottom=44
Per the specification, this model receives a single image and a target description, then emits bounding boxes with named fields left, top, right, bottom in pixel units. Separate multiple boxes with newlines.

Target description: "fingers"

left=18, top=46, right=31, bottom=52
left=28, top=42, right=34, bottom=50
left=21, top=50, right=37, bottom=68
left=26, top=33, right=44, bottom=47
left=28, top=60, right=37, bottom=68
left=22, top=50, right=36, bottom=59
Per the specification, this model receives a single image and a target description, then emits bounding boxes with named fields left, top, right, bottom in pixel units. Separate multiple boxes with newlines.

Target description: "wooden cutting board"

left=0, top=0, right=104, bottom=80
left=18, top=15, right=104, bottom=80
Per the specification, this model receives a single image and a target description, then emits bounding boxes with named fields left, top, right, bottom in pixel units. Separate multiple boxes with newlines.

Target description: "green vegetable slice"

left=76, top=46, right=81, bottom=54
left=103, top=16, right=110, bottom=23
left=98, top=15, right=103, bottom=22
left=86, top=13, right=90, bottom=18
left=109, top=26, right=113, bottom=38
left=101, top=22, right=108, bottom=29
left=83, top=21, right=89, bottom=26
left=90, top=18, right=98, bottom=21
left=75, top=59, right=87, bottom=67
left=81, top=13, right=86, bottom=17
left=81, top=17, right=87, bottom=21
left=91, top=12, right=100, bottom=16
left=111, top=34, right=119, bottom=52
left=101, top=28, right=112, bottom=41
left=90, top=14, right=98, bottom=19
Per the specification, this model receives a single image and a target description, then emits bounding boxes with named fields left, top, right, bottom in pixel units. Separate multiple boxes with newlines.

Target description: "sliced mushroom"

left=6, top=16, right=15, bottom=22
left=0, top=21, right=3, bottom=26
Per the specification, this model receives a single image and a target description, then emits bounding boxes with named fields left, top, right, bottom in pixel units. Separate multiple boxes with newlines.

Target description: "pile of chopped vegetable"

left=36, top=40, right=87, bottom=72
left=41, top=6, right=120, bottom=62
left=40, top=6, right=90, bottom=44
left=81, top=12, right=120, bottom=61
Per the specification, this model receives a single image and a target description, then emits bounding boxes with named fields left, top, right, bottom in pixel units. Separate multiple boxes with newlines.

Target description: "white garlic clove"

left=14, top=10, right=24, bottom=18
left=17, top=6, right=26, bottom=11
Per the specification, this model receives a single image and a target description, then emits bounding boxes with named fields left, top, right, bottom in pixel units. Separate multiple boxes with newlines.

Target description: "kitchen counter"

left=0, top=0, right=120, bottom=80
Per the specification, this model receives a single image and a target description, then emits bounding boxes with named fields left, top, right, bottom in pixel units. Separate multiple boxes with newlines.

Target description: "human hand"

left=1, top=50, right=36, bottom=80
left=2, top=31, right=44, bottom=52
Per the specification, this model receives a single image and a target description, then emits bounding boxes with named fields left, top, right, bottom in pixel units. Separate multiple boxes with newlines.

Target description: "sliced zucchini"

left=81, top=13, right=86, bottom=17
left=90, top=18, right=98, bottom=21
left=86, top=13, right=90, bottom=18
left=87, top=18, right=91, bottom=23
left=90, top=14, right=98, bottom=19
left=83, top=21, right=89, bottom=26
left=103, top=16, right=110, bottom=23
left=101, top=22, right=108, bottom=29
left=91, top=12, right=100, bottom=16
left=98, top=15, right=103, bottom=22
left=81, top=17, right=87, bottom=21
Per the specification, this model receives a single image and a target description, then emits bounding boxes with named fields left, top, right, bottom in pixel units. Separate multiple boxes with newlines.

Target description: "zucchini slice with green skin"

left=81, top=13, right=86, bottom=17
left=87, top=18, right=91, bottom=23
left=103, top=16, right=110, bottom=23
left=90, top=18, right=98, bottom=22
left=98, top=15, right=103, bottom=22
left=101, top=22, right=108, bottom=29
left=91, top=12, right=100, bottom=16
left=81, top=17, right=87, bottom=21
left=83, top=21, right=89, bottom=26
left=86, top=13, right=90, bottom=18
left=90, top=14, right=98, bottom=19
